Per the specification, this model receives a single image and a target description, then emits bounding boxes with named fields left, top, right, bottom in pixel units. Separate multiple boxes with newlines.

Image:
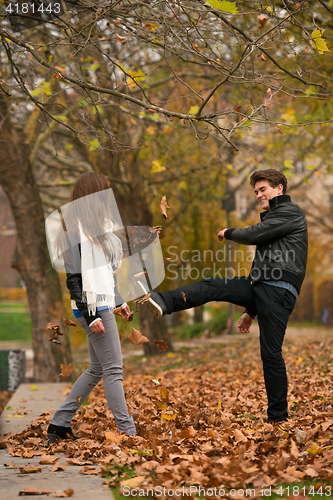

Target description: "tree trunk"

left=105, top=153, right=173, bottom=355
left=0, top=95, right=72, bottom=381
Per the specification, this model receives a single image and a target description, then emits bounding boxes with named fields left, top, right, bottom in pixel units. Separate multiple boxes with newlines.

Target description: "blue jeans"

left=51, top=309, right=136, bottom=435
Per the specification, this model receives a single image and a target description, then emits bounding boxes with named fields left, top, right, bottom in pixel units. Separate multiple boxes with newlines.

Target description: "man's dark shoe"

left=47, top=423, right=76, bottom=443
left=136, top=281, right=167, bottom=318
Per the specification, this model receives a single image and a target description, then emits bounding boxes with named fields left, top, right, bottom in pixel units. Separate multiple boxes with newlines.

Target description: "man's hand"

left=90, top=319, right=105, bottom=333
left=237, top=312, right=253, bottom=334
left=120, top=304, right=131, bottom=320
left=217, top=228, right=228, bottom=241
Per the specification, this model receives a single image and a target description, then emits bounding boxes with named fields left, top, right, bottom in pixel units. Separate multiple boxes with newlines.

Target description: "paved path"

left=0, top=384, right=113, bottom=500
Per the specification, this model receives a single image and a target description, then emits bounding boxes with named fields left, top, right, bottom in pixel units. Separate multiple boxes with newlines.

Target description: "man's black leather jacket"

left=224, top=195, right=308, bottom=293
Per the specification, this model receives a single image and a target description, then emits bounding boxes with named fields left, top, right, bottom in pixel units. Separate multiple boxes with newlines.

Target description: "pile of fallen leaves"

left=2, top=335, right=333, bottom=498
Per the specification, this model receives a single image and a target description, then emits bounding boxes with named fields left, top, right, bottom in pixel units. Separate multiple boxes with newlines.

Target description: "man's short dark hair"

left=250, top=169, right=288, bottom=194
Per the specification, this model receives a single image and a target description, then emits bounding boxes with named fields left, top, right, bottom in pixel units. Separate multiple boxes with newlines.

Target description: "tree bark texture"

left=0, top=95, right=72, bottom=381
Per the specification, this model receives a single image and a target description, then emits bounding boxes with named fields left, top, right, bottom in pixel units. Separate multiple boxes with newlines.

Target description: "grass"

left=0, top=302, right=27, bottom=309
left=0, top=311, right=32, bottom=343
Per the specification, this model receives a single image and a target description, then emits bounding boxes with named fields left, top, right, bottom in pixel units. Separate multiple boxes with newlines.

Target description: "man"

left=138, top=169, right=308, bottom=423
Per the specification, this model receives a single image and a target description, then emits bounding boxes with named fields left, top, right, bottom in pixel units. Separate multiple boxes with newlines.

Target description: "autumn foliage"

left=2, top=334, right=333, bottom=495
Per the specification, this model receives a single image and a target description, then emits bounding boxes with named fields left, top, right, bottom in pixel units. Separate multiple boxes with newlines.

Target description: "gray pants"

left=51, top=309, right=136, bottom=435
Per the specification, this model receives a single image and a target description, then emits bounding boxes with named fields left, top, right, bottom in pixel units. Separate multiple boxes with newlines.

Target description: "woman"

left=47, top=172, right=137, bottom=442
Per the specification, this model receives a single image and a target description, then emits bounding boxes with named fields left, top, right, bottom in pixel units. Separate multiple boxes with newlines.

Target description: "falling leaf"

left=311, top=29, right=330, bottom=54
left=63, top=318, right=76, bottom=327
left=181, top=291, right=186, bottom=302
left=160, top=387, right=170, bottom=403
left=155, top=339, right=168, bottom=352
left=159, top=196, right=170, bottom=219
left=257, top=14, right=268, bottom=28
left=59, top=364, right=74, bottom=378
left=151, top=379, right=160, bottom=385
left=116, top=34, right=126, bottom=43
left=151, top=400, right=169, bottom=411
left=128, top=328, right=150, bottom=346
left=204, top=0, right=238, bottom=14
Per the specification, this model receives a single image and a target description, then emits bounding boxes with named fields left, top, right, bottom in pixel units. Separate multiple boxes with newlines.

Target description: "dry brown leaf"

left=155, top=339, right=168, bottom=352
left=159, top=196, right=170, bottom=219
left=113, top=306, right=123, bottom=317
left=63, top=318, right=76, bottom=327
left=19, top=465, right=42, bottom=474
left=39, top=455, right=59, bottom=465
left=50, top=459, right=67, bottom=472
left=257, top=14, right=268, bottom=28
left=257, top=53, right=267, bottom=61
left=19, top=486, right=53, bottom=495
left=53, top=490, right=74, bottom=498
left=105, top=431, right=124, bottom=444
left=59, top=364, right=74, bottom=378
left=128, top=328, right=149, bottom=346
left=120, top=475, right=146, bottom=490
left=116, top=34, right=126, bottom=43
left=76, top=396, right=81, bottom=404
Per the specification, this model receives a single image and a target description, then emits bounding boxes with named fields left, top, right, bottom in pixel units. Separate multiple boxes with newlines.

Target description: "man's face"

left=254, top=180, right=283, bottom=211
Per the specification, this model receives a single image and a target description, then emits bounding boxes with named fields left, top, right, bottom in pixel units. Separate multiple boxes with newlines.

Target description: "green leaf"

left=150, top=113, right=160, bottom=122
left=283, top=169, right=295, bottom=179
left=92, top=105, right=103, bottom=115
left=306, top=165, right=316, bottom=170
left=151, top=160, right=166, bottom=173
left=311, top=28, right=330, bottom=55
left=204, top=0, right=238, bottom=14
left=59, top=180, right=74, bottom=186
left=189, top=105, right=199, bottom=115
left=54, top=114, right=68, bottom=122
left=65, top=144, right=74, bottom=151
left=303, top=176, right=310, bottom=186
left=89, top=139, right=100, bottom=151
left=31, top=88, right=41, bottom=97
left=283, top=159, right=294, bottom=170
left=39, top=81, right=52, bottom=96
left=306, top=85, right=317, bottom=95
left=91, top=63, right=100, bottom=72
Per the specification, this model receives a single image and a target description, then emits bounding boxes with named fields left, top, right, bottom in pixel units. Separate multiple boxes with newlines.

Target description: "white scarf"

left=79, top=219, right=123, bottom=315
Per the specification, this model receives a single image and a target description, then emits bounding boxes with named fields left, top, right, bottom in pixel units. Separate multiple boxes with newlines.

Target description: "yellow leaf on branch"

left=311, top=29, right=330, bottom=55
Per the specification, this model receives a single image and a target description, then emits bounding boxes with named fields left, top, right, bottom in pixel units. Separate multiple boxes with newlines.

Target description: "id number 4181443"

left=5, top=3, right=61, bottom=14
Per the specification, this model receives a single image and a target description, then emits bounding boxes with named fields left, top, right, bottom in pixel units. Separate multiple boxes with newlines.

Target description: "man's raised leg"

left=138, top=276, right=256, bottom=317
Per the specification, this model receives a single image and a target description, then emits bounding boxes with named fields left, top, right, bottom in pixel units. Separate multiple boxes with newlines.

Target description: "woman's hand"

left=90, top=320, right=105, bottom=333
left=120, top=304, right=131, bottom=320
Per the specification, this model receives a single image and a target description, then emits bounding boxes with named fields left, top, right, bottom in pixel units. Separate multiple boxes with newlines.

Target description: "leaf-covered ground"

left=2, top=334, right=333, bottom=498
